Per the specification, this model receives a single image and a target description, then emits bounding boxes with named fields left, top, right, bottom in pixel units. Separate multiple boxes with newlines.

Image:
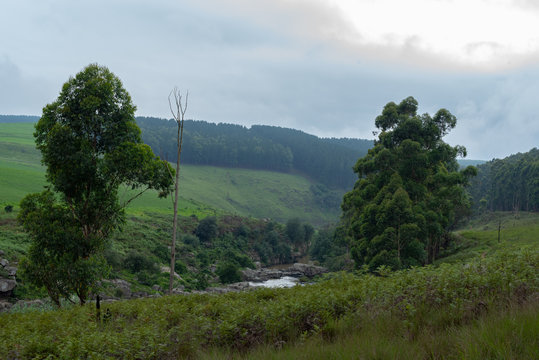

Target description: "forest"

left=137, top=117, right=373, bottom=189
left=467, top=147, right=539, bottom=212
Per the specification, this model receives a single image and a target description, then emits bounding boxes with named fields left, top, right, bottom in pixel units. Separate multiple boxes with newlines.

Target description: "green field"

left=0, top=123, right=342, bottom=224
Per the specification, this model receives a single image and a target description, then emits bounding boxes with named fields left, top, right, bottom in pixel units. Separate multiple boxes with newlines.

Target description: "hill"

left=0, top=122, right=342, bottom=224
left=467, top=148, right=539, bottom=212
left=136, top=117, right=373, bottom=189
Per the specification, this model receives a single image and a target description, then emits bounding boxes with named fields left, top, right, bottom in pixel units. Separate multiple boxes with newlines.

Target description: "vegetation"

left=467, top=147, right=539, bottom=212
left=0, top=247, right=536, bottom=359
left=342, top=97, right=477, bottom=270
left=0, top=122, right=343, bottom=225
left=17, top=64, right=174, bottom=306
left=137, top=117, right=373, bottom=189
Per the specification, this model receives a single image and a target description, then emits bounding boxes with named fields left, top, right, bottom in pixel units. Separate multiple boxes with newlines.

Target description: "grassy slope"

left=436, top=211, right=539, bottom=265
left=0, top=123, right=341, bottom=224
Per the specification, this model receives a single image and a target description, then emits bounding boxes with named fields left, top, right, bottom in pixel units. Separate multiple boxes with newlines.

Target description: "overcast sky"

left=2, top=0, right=539, bottom=160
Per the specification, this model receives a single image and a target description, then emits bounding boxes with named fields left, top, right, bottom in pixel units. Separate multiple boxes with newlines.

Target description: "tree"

left=168, top=87, right=188, bottom=294
left=18, top=64, right=174, bottom=305
left=195, top=216, right=218, bottom=243
left=341, top=97, right=476, bottom=270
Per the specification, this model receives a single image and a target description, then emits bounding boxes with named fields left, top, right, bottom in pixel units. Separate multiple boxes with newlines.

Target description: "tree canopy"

left=341, top=97, right=476, bottom=270
left=18, top=64, right=174, bottom=305
left=467, top=148, right=539, bottom=213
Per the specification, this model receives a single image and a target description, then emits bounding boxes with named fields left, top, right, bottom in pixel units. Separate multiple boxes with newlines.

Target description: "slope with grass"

left=437, top=211, right=539, bottom=265
left=0, top=122, right=342, bottom=224
left=0, top=246, right=537, bottom=359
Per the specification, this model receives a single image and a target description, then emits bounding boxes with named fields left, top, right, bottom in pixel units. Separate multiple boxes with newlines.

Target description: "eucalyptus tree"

left=341, top=97, right=476, bottom=270
left=18, top=64, right=174, bottom=305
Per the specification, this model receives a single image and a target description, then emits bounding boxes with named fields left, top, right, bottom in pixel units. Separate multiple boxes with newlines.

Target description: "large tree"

left=18, top=64, right=174, bottom=305
left=341, top=97, right=476, bottom=270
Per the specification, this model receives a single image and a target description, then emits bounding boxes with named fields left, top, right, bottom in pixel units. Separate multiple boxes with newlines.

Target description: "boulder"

left=289, top=263, right=328, bottom=278
left=107, top=279, right=132, bottom=299
left=0, top=300, right=13, bottom=312
left=0, top=278, right=16, bottom=296
left=14, top=299, right=45, bottom=310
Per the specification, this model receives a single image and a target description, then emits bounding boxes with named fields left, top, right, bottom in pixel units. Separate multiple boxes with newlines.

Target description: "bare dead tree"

left=168, top=87, right=188, bottom=294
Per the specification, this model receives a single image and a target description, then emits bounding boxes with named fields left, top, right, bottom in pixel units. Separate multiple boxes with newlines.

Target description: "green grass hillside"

left=0, top=123, right=342, bottom=224
left=436, top=211, right=539, bottom=265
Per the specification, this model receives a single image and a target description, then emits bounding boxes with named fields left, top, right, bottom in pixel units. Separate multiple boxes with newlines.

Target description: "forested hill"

left=0, top=115, right=372, bottom=189
left=137, top=117, right=373, bottom=189
left=0, top=115, right=38, bottom=123
left=467, top=147, right=539, bottom=212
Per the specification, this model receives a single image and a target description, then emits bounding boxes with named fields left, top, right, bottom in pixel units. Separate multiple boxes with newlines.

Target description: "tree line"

left=137, top=117, right=372, bottom=189
left=467, top=148, right=539, bottom=212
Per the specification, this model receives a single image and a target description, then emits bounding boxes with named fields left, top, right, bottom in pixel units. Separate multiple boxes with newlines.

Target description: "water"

left=249, top=276, right=298, bottom=288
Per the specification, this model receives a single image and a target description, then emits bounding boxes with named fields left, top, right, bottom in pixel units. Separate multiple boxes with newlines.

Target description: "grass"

left=436, top=211, right=539, bottom=265
left=0, top=122, right=341, bottom=224
left=0, top=247, right=537, bottom=359
left=219, top=301, right=539, bottom=360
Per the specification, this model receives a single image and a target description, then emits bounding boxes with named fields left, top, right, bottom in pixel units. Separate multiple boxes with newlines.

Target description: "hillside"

left=0, top=122, right=342, bottom=224
left=467, top=148, right=539, bottom=212
left=136, top=117, right=373, bottom=189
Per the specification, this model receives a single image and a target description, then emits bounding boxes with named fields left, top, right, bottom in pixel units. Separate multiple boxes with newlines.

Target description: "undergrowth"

left=0, top=247, right=537, bottom=359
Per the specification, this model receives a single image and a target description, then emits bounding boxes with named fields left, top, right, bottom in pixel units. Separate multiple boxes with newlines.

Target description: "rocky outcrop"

left=240, top=263, right=327, bottom=282
left=0, top=250, right=17, bottom=299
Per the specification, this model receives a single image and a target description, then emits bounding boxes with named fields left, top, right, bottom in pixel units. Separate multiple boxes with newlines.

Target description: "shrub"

left=216, top=261, right=241, bottom=284
left=124, top=251, right=158, bottom=274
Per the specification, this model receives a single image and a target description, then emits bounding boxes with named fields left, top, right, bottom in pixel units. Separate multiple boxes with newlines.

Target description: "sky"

left=1, top=0, right=539, bottom=160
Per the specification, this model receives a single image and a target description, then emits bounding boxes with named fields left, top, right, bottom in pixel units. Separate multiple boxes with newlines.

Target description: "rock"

left=0, top=300, right=13, bottom=312
left=0, top=258, right=8, bottom=267
left=151, top=284, right=162, bottom=292
left=107, top=279, right=132, bottom=299
left=240, top=268, right=260, bottom=282
left=5, top=266, right=17, bottom=277
left=171, top=285, right=185, bottom=294
left=0, top=278, right=17, bottom=295
left=131, top=291, right=148, bottom=298
left=14, top=299, right=45, bottom=309
left=290, top=263, right=327, bottom=278
left=0, top=250, right=4, bottom=256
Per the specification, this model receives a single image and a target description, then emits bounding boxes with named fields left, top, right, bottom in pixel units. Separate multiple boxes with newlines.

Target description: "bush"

left=216, top=261, right=241, bottom=284
left=124, top=251, right=158, bottom=274
left=4, top=205, right=13, bottom=213
left=182, top=234, right=200, bottom=247
left=152, top=242, right=170, bottom=263
left=103, top=249, right=124, bottom=270
left=174, top=260, right=188, bottom=275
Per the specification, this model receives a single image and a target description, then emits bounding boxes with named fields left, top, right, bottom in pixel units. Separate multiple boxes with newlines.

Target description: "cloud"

left=0, top=57, right=54, bottom=115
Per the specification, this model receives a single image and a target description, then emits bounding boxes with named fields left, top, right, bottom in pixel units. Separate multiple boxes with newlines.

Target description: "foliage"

left=195, top=216, right=218, bottom=243
left=4, top=205, right=13, bottom=213
left=342, top=97, right=476, bottom=270
left=216, top=261, right=241, bottom=284
left=467, top=147, right=539, bottom=212
left=0, top=247, right=536, bottom=358
left=18, top=64, right=173, bottom=305
left=309, top=225, right=352, bottom=271
left=137, top=117, right=373, bottom=189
